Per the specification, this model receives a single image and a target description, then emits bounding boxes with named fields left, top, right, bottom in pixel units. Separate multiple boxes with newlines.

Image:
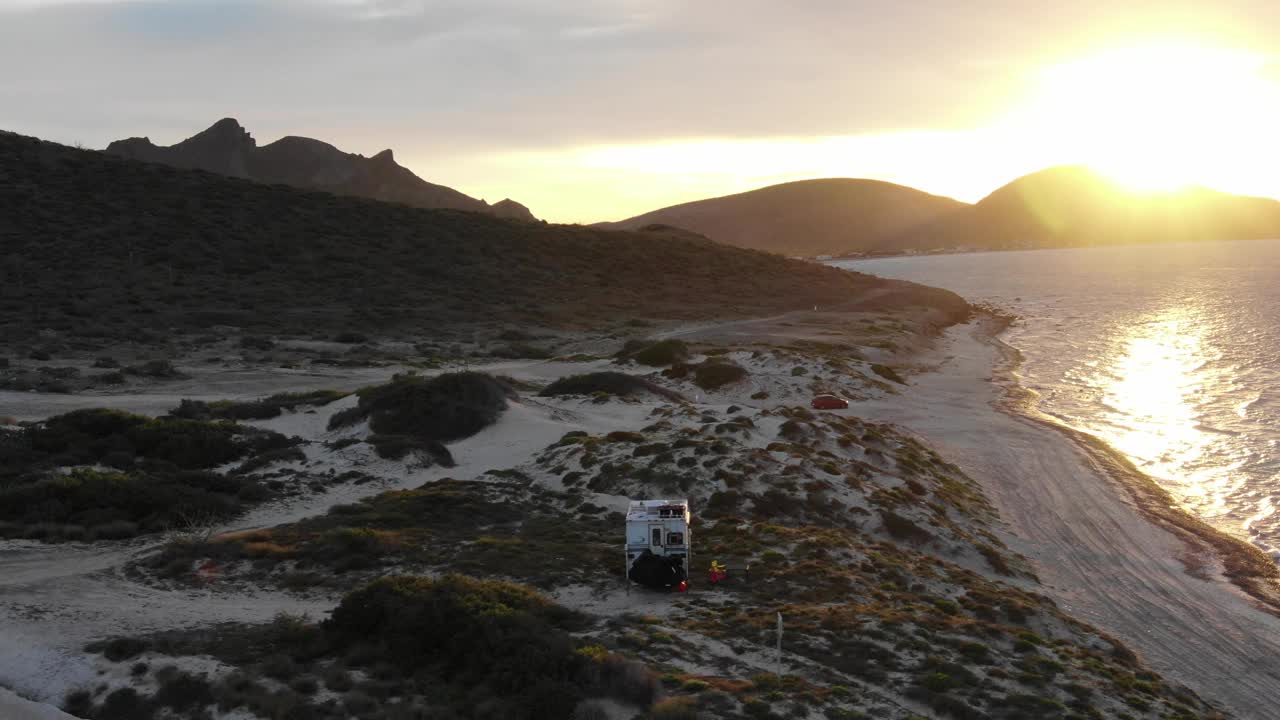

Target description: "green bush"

left=629, top=340, right=690, bottom=367
left=491, top=342, right=553, bottom=359
left=328, top=373, right=514, bottom=444
left=171, top=390, right=347, bottom=421
left=879, top=510, right=933, bottom=545
left=693, top=362, right=748, bottom=390
left=126, top=359, right=185, bottom=378
left=367, top=434, right=454, bottom=465
left=540, top=372, right=686, bottom=402
left=326, top=575, right=586, bottom=717
left=17, top=408, right=293, bottom=471
left=0, top=408, right=291, bottom=539
left=871, top=364, right=905, bottom=384
left=0, top=467, right=259, bottom=536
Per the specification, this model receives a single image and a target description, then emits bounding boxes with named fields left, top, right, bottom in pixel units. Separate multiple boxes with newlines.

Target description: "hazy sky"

left=2, top=0, right=1278, bottom=222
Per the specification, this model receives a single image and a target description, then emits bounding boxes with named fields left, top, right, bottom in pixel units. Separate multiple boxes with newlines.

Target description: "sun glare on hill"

left=1013, top=43, right=1278, bottom=195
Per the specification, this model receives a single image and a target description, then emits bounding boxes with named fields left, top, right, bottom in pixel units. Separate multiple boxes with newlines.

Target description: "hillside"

left=887, top=166, right=1280, bottom=251
left=105, top=118, right=536, bottom=221
left=600, top=178, right=968, bottom=256
left=0, top=130, right=968, bottom=342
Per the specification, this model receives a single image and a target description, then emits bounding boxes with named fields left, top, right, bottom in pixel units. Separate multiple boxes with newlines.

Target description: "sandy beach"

left=856, top=320, right=1280, bottom=717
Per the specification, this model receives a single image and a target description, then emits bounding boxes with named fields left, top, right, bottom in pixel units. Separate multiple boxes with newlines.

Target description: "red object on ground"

left=709, top=569, right=727, bottom=584
left=677, top=581, right=688, bottom=592
left=810, top=394, right=849, bottom=410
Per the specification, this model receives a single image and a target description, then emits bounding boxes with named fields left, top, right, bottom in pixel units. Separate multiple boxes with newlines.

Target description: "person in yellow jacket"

left=709, top=560, right=727, bottom=584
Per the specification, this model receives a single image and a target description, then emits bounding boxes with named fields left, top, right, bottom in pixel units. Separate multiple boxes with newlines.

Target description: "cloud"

left=0, top=0, right=1033, bottom=151
left=1, top=0, right=1277, bottom=221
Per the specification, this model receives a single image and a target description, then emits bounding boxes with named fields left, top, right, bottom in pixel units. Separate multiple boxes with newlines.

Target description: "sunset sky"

left=2, top=0, right=1277, bottom=223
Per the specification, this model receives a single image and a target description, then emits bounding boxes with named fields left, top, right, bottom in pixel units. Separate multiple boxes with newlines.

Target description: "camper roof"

left=627, top=499, right=689, bottom=522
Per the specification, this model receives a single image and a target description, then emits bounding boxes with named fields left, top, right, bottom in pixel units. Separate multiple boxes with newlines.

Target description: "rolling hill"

left=105, top=118, right=536, bottom=221
left=884, top=165, right=1280, bottom=251
left=0, top=130, right=968, bottom=342
left=599, top=178, right=967, bottom=256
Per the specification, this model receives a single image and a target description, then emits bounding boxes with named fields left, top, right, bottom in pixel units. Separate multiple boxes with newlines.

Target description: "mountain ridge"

left=606, top=169, right=1280, bottom=256
left=598, top=178, right=967, bottom=256
left=0, top=128, right=968, bottom=341
left=881, top=165, right=1280, bottom=251
left=105, top=118, right=536, bottom=221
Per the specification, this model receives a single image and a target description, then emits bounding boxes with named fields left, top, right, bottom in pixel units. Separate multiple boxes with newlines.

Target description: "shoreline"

left=982, top=315, right=1280, bottom=615
left=853, top=314, right=1280, bottom=717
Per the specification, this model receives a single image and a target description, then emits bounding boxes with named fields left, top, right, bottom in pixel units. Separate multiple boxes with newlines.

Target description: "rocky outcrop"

left=106, top=119, right=536, bottom=221
left=489, top=198, right=536, bottom=221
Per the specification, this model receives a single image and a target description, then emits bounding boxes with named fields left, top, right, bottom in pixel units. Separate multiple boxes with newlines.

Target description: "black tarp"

left=628, top=549, right=687, bottom=590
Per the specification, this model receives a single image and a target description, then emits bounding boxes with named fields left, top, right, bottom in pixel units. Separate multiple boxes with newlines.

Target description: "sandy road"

left=0, top=536, right=338, bottom=703
left=855, top=322, right=1280, bottom=718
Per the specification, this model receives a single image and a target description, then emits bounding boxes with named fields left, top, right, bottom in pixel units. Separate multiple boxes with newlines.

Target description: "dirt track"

left=856, top=322, right=1280, bottom=718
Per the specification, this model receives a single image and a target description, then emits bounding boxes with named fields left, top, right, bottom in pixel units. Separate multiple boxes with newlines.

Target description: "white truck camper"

left=625, top=499, right=691, bottom=591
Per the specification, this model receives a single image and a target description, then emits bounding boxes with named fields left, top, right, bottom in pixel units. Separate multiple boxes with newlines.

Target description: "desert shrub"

left=93, top=356, right=120, bottom=368
left=0, top=409, right=288, bottom=537
left=540, top=372, right=686, bottom=402
left=628, top=339, right=690, bottom=367
left=239, top=335, right=275, bottom=350
left=333, top=331, right=369, bottom=343
left=328, top=373, right=514, bottom=444
left=92, top=636, right=150, bottom=661
left=705, top=490, right=744, bottom=517
left=325, top=575, right=587, bottom=717
left=880, top=510, right=933, bottom=545
left=12, top=408, right=292, bottom=472
left=171, top=390, right=347, bottom=421
left=977, top=543, right=1013, bottom=575
left=367, top=434, right=455, bottom=466
left=62, top=690, right=93, bottom=717
left=235, top=446, right=306, bottom=474
left=491, top=342, right=553, bottom=359
left=693, top=362, right=748, bottom=390
left=97, top=687, right=150, bottom=720
left=871, top=364, right=905, bottom=384
left=0, top=467, right=259, bottom=536
left=153, top=670, right=215, bottom=712
left=126, top=359, right=185, bottom=378
left=651, top=696, right=699, bottom=720
left=606, top=431, right=645, bottom=443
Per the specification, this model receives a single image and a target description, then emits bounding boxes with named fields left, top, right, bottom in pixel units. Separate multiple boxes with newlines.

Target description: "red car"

left=811, top=394, right=849, bottom=410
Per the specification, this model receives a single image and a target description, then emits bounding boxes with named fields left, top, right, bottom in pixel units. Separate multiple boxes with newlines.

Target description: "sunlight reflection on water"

left=1088, top=312, right=1235, bottom=516
left=840, top=239, right=1280, bottom=559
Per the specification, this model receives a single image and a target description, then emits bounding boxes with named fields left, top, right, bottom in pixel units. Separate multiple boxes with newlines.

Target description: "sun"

left=1009, top=42, right=1278, bottom=195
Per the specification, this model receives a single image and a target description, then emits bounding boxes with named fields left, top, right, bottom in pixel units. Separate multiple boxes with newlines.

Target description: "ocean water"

left=837, top=239, right=1280, bottom=559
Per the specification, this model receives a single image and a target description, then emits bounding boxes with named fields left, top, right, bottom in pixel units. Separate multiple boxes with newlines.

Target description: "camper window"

left=651, top=528, right=662, bottom=546
left=667, top=532, right=684, bottom=545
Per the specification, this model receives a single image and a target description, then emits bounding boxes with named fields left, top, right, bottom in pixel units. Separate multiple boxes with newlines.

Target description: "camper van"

left=625, top=499, right=691, bottom=590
